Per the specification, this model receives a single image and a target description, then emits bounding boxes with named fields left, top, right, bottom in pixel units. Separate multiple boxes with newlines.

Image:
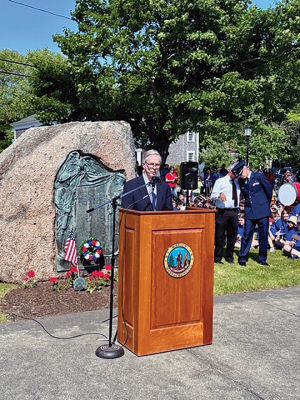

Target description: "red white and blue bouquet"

left=79, top=238, right=103, bottom=264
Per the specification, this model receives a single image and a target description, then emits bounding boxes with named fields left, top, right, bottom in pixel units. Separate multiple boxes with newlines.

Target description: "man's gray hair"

left=143, top=149, right=162, bottom=164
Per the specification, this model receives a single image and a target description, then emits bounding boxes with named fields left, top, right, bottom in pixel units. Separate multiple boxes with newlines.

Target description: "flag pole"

left=65, top=231, right=87, bottom=291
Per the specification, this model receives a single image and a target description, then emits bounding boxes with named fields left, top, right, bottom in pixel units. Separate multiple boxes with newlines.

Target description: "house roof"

left=10, top=115, right=42, bottom=129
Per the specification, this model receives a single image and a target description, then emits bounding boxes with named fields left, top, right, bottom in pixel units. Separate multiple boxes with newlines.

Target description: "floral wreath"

left=80, top=238, right=103, bottom=264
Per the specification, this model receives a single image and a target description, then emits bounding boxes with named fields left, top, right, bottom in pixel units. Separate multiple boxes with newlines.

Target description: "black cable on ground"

left=9, top=312, right=115, bottom=341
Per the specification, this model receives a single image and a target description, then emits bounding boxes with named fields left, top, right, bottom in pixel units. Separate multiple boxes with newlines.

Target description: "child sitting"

left=283, top=217, right=300, bottom=259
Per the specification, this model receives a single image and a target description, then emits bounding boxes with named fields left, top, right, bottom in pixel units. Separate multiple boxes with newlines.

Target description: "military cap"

left=231, top=160, right=246, bottom=177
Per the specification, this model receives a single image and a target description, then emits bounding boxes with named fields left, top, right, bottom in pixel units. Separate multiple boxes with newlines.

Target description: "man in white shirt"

left=211, top=162, right=241, bottom=264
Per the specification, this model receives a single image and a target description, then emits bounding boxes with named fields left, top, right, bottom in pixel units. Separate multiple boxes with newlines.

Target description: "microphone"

left=150, top=176, right=161, bottom=188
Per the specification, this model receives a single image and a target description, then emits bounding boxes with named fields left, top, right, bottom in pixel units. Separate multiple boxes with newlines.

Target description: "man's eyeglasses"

left=145, top=162, right=160, bottom=168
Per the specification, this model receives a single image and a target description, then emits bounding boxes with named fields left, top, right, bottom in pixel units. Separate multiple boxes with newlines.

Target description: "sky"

left=0, top=0, right=279, bottom=55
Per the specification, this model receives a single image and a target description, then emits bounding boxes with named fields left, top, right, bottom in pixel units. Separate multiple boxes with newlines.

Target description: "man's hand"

left=219, top=192, right=227, bottom=202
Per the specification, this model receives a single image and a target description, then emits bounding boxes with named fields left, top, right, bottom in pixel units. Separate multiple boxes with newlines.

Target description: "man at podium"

left=121, top=149, right=173, bottom=211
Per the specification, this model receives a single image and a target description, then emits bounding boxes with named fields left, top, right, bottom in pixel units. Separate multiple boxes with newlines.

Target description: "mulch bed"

left=0, top=281, right=116, bottom=321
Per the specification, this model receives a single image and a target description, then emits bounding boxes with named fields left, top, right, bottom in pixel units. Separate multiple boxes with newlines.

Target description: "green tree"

left=52, top=0, right=300, bottom=163
left=199, top=138, right=236, bottom=168
left=0, top=50, right=35, bottom=152
left=4, top=0, right=300, bottom=165
left=27, top=50, right=79, bottom=124
left=0, top=50, right=75, bottom=152
left=283, top=107, right=300, bottom=167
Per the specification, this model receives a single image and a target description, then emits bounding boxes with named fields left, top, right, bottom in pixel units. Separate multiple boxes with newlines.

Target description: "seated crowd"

left=159, top=163, right=300, bottom=260
left=268, top=204, right=300, bottom=259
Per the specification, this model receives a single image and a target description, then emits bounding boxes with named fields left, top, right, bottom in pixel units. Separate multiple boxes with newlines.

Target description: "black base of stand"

left=95, top=343, right=125, bottom=359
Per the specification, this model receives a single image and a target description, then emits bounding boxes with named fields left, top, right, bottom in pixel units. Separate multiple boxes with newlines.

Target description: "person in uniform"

left=211, top=163, right=241, bottom=264
left=234, top=161, right=273, bottom=267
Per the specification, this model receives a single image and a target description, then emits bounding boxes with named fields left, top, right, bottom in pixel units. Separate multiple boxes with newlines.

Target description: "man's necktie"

left=232, top=179, right=238, bottom=207
left=151, top=191, right=157, bottom=211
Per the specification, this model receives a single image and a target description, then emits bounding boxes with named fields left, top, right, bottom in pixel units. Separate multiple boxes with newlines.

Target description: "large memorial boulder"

left=0, top=121, right=136, bottom=283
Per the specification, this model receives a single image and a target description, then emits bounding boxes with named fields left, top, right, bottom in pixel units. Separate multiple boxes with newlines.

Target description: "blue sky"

left=0, top=0, right=279, bottom=55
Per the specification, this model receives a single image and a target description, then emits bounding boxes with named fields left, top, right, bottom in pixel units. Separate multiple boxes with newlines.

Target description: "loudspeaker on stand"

left=180, top=162, right=198, bottom=190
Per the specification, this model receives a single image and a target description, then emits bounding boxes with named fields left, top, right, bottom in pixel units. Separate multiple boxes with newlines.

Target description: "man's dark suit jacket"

left=121, top=175, right=173, bottom=211
left=239, top=172, right=273, bottom=220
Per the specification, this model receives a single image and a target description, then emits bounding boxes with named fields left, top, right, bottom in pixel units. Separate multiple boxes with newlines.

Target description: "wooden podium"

left=117, top=208, right=215, bottom=356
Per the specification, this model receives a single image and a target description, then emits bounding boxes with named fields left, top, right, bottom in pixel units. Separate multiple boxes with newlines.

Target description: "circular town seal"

left=164, top=243, right=194, bottom=278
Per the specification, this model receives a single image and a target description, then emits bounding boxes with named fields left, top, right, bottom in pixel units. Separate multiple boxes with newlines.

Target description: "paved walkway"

left=1, top=287, right=299, bottom=400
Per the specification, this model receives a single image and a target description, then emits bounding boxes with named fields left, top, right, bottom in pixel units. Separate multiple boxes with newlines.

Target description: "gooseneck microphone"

left=150, top=176, right=161, bottom=187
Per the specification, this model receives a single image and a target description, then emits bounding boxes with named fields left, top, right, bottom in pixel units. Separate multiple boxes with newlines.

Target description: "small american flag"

left=64, top=231, right=78, bottom=267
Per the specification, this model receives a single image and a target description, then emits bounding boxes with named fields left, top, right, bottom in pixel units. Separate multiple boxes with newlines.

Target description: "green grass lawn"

left=0, top=249, right=299, bottom=322
left=214, top=249, right=300, bottom=295
left=0, top=283, right=16, bottom=323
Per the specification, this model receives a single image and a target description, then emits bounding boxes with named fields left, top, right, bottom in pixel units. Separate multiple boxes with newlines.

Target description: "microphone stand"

left=87, top=180, right=153, bottom=359
left=94, top=196, right=124, bottom=359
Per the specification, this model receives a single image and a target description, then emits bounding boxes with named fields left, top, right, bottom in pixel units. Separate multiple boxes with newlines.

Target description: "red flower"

left=92, top=240, right=97, bottom=246
left=88, top=255, right=94, bottom=261
left=96, top=249, right=102, bottom=255
left=50, top=277, right=59, bottom=284
left=27, top=270, right=36, bottom=278
left=65, top=271, right=72, bottom=279
left=103, top=273, right=110, bottom=281
left=82, top=246, right=88, bottom=252
left=69, top=266, right=77, bottom=274
left=105, top=265, right=112, bottom=271
left=91, top=270, right=104, bottom=279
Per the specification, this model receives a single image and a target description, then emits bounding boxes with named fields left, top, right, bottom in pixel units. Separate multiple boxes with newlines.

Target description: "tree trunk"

left=152, top=137, right=171, bottom=165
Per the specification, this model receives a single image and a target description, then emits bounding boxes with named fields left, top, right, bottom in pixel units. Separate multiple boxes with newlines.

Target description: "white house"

left=166, top=131, right=199, bottom=166
left=10, top=115, right=43, bottom=141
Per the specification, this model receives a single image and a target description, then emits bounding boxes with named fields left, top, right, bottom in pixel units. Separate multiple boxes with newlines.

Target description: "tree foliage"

left=1, top=0, right=300, bottom=166
left=0, top=50, right=75, bottom=152
left=0, top=50, right=34, bottom=151
left=200, top=138, right=236, bottom=168
left=52, top=0, right=300, bottom=163
left=282, top=107, right=300, bottom=167
left=28, top=50, right=77, bottom=124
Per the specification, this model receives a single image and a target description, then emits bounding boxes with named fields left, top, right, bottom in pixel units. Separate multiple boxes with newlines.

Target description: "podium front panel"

left=118, top=209, right=215, bottom=356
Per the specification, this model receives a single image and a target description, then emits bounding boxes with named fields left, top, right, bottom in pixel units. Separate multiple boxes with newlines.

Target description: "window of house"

left=187, top=132, right=195, bottom=142
left=187, top=151, right=195, bottom=161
